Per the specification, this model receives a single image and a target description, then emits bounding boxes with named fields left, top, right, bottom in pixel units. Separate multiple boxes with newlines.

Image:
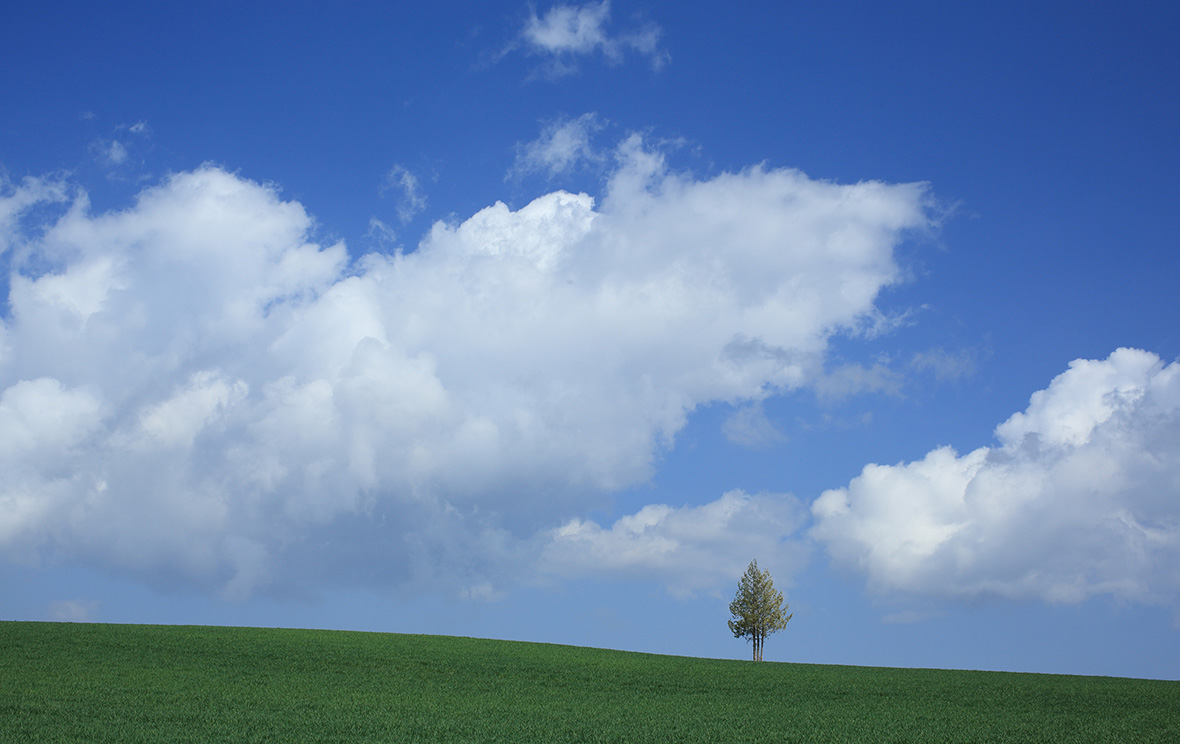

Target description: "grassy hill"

left=2, top=621, right=1177, bottom=742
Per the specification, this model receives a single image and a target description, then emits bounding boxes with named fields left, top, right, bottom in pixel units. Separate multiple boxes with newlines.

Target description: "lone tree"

left=728, top=560, right=792, bottom=661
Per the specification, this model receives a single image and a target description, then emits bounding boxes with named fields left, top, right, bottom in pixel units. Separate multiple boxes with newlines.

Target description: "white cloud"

left=909, top=346, right=977, bottom=381
left=515, top=1, right=668, bottom=78
left=48, top=598, right=98, bottom=622
left=108, top=141, right=129, bottom=164
left=510, top=113, right=605, bottom=179
left=137, top=371, right=248, bottom=449
left=460, top=581, right=506, bottom=602
left=542, top=490, right=808, bottom=597
left=811, top=348, right=1180, bottom=605
left=0, top=139, right=932, bottom=599
left=380, top=165, right=427, bottom=224
left=524, top=1, right=611, bottom=55
left=0, top=175, right=71, bottom=256
left=722, top=403, right=786, bottom=448
left=90, top=139, right=130, bottom=169
left=812, top=360, right=904, bottom=400
left=366, top=217, right=398, bottom=246
left=0, top=378, right=104, bottom=554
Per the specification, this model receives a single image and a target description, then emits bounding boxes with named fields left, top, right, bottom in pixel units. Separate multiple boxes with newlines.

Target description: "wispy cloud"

left=812, top=361, right=905, bottom=401
left=366, top=217, right=399, bottom=246
left=509, top=113, right=605, bottom=180
left=909, top=346, right=977, bottom=381
left=88, top=120, right=152, bottom=176
left=90, top=139, right=128, bottom=169
left=722, top=403, right=787, bottom=449
left=0, top=174, right=71, bottom=255
left=48, top=599, right=98, bottom=622
left=380, top=165, right=427, bottom=224
left=509, top=1, right=668, bottom=79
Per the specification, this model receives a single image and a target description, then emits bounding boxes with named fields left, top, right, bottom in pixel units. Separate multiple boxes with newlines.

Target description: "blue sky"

left=2, top=1, right=1178, bottom=680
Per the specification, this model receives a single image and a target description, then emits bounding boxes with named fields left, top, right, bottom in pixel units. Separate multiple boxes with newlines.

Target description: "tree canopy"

left=728, top=560, right=792, bottom=661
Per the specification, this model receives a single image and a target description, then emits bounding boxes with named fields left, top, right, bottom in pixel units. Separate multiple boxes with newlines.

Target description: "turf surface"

left=2, top=621, right=1176, bottom=742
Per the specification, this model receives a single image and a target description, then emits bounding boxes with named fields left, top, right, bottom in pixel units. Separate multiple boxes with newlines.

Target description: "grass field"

left=1, top=621, right=1177, bottom=743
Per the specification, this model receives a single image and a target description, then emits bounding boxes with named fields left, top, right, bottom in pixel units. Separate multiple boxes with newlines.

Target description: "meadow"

left=1, top=621, right=1176, bottom=742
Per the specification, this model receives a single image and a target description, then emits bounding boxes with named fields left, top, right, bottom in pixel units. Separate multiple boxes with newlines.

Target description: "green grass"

left=1, top=622, right=1177, bottom=743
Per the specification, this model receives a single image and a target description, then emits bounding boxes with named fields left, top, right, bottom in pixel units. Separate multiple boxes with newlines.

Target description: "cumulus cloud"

left=0, top=137, right=932, bottom=599
left=812, top=348, right=1180, bottom=605
left=542, top=490, right=808, bottom=597
left=513, top=1, right=668, bottom=78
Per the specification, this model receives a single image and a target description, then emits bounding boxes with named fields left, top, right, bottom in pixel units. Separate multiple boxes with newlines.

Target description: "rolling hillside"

left=2, top=621, right=1176, bottom=742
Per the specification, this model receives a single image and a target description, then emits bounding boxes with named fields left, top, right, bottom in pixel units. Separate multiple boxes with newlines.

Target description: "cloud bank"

left=0, top=139, right=932, bottom=600
left=812, top=348, right=1180, bottom=605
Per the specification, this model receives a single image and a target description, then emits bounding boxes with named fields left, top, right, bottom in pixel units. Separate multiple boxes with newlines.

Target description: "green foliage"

left=2, top=621, right=1178, bottom=743
left=728, top=559, right=792, bottom=661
